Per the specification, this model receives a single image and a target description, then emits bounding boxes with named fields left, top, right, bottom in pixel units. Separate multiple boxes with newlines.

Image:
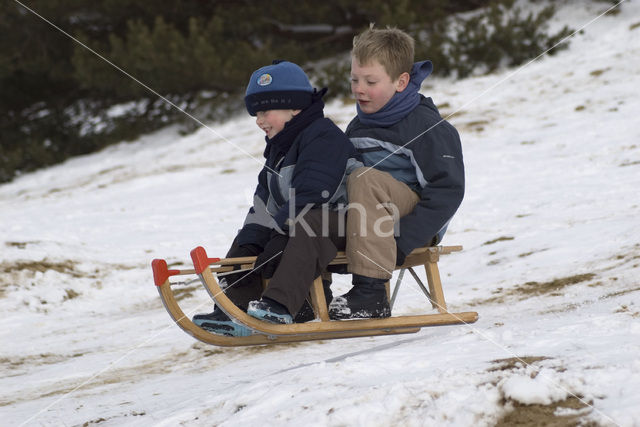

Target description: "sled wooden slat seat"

left=152, top=245, right=478, bottom=347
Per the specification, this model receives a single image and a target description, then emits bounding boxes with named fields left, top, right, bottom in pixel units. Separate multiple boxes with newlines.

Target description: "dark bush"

left=1, top=0, right=575, bottom=183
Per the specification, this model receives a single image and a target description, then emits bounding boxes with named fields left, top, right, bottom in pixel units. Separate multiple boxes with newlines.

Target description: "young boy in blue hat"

left=328, top=28, right=465, bottom=319
left=193, top=60, right=361, bottom=335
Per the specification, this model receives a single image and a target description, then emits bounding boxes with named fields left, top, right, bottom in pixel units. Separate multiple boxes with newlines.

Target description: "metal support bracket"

left=389, top=268, right=405, bottom=310
left=407, top=267, right=433, bottom=304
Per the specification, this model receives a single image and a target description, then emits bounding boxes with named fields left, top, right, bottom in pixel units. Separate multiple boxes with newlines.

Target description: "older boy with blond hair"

left=329, top=28, right=465, bottom=319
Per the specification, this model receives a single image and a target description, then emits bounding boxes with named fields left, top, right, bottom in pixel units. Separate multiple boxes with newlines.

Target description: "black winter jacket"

left=346, top=95, right=464, bottom=255
left=237, top=94, right=362, bottom=248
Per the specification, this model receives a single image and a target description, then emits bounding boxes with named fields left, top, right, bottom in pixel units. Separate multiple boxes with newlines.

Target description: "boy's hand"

left=226, top=243, right=262, bottom=272
left=253, top=233, right=289, bottom=279
left=232, top=244, right=262, bottom=259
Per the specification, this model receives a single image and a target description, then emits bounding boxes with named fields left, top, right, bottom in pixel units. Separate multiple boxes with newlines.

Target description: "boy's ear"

left=395, top=72, right=411, bottom=93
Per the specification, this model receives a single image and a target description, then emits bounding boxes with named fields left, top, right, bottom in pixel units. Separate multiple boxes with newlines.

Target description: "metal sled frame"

left=152, top=245, right=478, bottom=347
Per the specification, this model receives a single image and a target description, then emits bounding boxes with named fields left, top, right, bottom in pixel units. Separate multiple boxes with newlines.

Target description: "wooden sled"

left=152, top=245, right=478, bottom=347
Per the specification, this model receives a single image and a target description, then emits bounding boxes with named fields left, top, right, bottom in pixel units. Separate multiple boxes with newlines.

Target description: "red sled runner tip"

left=151, top=259, right=180, bottom=287
left=190, top=246, right=220, bottom=274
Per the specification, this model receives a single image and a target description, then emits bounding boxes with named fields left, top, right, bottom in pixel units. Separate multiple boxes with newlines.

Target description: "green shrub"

left=1, top=0, right=576, bottom=182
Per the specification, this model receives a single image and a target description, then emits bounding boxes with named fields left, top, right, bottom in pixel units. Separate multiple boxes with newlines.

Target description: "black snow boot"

left=295, top=279, right=333, bottom=322
left=328, top=274, right=391, bottom=320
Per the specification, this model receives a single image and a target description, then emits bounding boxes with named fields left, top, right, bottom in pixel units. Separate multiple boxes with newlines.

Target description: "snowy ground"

left=2, top=1, right=640, bottom=426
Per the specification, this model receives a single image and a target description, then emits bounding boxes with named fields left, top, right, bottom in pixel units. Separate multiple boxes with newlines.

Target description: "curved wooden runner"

left=156, top=275, right=421, bottom=347
left=198, top=266, right=478, bottom=337
left=152, top=245, right=478, bottom=346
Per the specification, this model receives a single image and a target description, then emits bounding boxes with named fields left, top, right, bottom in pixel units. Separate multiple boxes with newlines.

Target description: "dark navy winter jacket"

left=237, top=99, right=362, bottom=248
left=346, top=95, right=465, bottom=255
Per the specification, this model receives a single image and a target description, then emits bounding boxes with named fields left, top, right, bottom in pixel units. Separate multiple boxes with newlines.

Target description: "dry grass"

left=489, top=356, right=549, bottom=372
left=511, top=274, right=596, bottom=297
left=1, top=259, right=82, bottom=277
left=483, top=236, right=515, bottom=246
left=488, top=357, right=594, bottom=426
left=589, top=68, right=609, bottom=77
left=0, top=259, right=85, bottom=300
left=496, top=397, right=593, bottom=427
left=172, top=285, right=200, bottom=302
left=471, top=273, right=597, bottom=306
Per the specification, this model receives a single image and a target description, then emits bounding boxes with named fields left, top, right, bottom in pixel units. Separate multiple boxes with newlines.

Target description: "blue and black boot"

left=192, top=307, right=253, bottom=337
left=247, top=297, right=293, bottom=324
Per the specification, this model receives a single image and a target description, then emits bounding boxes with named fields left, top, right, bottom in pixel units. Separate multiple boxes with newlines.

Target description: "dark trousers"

left=263, top=208, right=345, bottom=316
left=222, top=239, right=263, bottom=312
left=224, top=208, right=344, bottom=316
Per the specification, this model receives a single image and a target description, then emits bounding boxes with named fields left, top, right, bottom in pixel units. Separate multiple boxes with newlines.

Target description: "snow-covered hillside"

left=2, top=1, right=639, bottom=425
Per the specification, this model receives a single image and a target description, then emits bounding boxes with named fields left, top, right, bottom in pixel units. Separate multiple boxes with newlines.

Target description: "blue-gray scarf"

left=356, top=60, right=433, bottom=127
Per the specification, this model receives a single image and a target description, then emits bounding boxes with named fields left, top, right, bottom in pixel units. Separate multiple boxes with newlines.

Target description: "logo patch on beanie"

left=257, top=73, right=272, bottom=86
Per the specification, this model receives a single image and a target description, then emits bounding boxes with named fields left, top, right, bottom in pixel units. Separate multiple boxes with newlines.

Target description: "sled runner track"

left=152, top=245, right=478, bottom=346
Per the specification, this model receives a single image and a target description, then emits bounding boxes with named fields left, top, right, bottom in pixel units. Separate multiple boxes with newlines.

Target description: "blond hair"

left=352, top=27, right=415, bottom=80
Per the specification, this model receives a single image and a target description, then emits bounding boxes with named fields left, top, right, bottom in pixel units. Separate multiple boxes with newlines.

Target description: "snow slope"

left=1, top=1, right=639, bottom=425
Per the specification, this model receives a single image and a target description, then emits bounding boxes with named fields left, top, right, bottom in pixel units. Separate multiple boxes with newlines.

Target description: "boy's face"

left=255, top=109, right=299, bottom=139
left=350, top=58, right=409, bottom=114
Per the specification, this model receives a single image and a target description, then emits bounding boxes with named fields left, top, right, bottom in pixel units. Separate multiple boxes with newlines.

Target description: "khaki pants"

left=346, top=167, right=420, bottom=280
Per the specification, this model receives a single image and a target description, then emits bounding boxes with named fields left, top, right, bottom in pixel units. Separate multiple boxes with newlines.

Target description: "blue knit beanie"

left=245, top=60, right=314, bottom=116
